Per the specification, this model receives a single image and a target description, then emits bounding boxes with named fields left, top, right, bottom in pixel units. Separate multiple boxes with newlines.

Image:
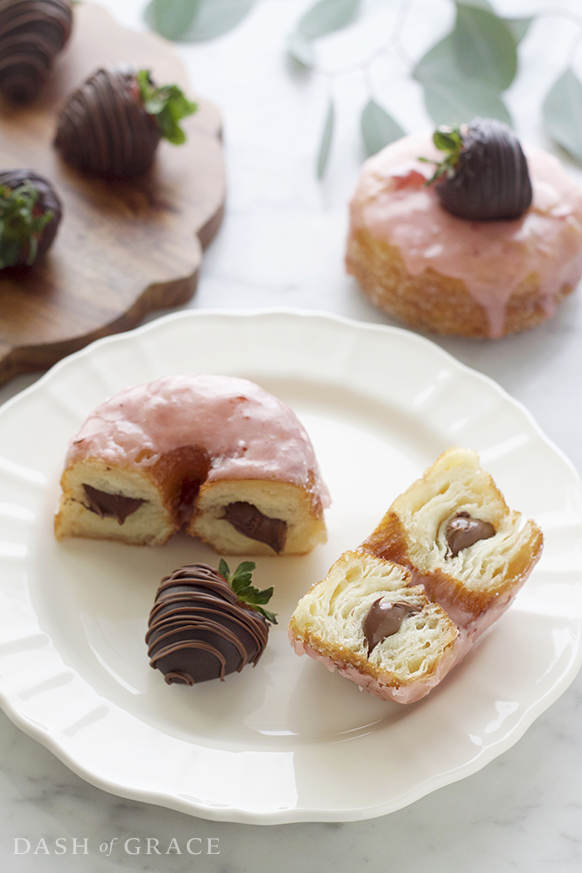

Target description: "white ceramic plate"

left=0, top=310, right=580, bottom=824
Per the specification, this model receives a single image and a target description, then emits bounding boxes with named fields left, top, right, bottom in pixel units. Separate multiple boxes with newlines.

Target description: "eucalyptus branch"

left=144, top=0, right=582, bottom=177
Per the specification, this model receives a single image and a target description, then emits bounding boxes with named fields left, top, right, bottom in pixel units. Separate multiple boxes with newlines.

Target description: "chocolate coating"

left=82, top=484, right=145, bottom=525
left=0, top=0, right=72, bottom=103
left=54, top=65, right=161, bottom=178
left=436, top=118, right=533, bottom=221
left=222, top=502, right=287, bottom=554
left=363, top=598, right=422, bottom=653
left=446, top=511, right=496, bottom=557
left=0, top=169, right=62, bottom=265
left=146, top=563, right=270, bottom=685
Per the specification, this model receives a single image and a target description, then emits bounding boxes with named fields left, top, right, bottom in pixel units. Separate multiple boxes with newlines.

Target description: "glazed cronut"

left=54, top=374, right=329, bottom=556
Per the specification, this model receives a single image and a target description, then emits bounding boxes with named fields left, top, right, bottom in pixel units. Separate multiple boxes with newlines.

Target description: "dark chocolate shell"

left=436, top=117, right=533, bottom=221
left=146, top=564, right=270, bottom=685
left=54, top=65, right=162, bottom=178
left=0, top=168, right=62, bottom=266
left=0, top=0, right=72, bottom=104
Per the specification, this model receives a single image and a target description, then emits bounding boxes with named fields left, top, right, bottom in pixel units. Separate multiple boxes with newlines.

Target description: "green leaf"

left=145, top=0, right=255, bottom=42
left=218, top=560, right=277, bottom=624
left=414, top=25, right=514, bottom=126
left=423, top=73, right=513, bottom=127
left=183, top=0, right=255, bottom=41
left=453, top=4, right=518, bottom=92
left=503, top=16, right=533, bottom=44
left=0, top=181, right=52, bottom=268
left=543, top=68, right=582, bottom=164
left=414, top=33, right=457, bottom=85
left=361, top=99, right=405, bottom=157
left=136, top=70, right=197, bottom=144
left=286, top=30, right=316, bottom=67
left=457, top=0, right=493, bottom=9
left=316, top=96, right=335, bottom=179
left=298, top=0, right=361, bottom=39
left=146, top=0, right=202, bottom=41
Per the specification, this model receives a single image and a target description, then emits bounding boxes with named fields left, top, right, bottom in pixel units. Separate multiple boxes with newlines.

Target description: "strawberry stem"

left=136, top=69, right=198, bottom=145
left=0, top=181, right=52, bottom=268
left=419, top=124, right=464, bottom=186
left=218, top=559, right=278, bottom=625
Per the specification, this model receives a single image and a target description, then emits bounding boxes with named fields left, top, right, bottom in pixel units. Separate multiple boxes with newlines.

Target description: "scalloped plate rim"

left=0, top=308, right=580, bottom=824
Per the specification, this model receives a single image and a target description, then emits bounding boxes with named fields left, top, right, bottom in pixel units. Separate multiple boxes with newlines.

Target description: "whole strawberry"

left=146, top=561, right=277, bottom=685
left=424, top=117, right=533, bottom=221
left=0, top=0, right=73, bottom=103
left=0, top=169, right=62, bottom=268
left=54, top=66, right=197, bottom=178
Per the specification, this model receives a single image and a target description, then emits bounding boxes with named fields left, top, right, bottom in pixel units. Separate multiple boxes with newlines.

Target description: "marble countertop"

left=1, top=0, right=581, bottom=869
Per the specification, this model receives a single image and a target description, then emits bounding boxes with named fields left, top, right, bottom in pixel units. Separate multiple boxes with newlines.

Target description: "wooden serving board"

left=0, top=2, right=225, bottom=385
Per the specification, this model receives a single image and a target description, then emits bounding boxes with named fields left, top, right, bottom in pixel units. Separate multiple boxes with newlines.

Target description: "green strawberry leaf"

left=218, top=560, right=278, bottom=624
left=418, top=124, right=464, bottom=185
left=0, top=181, right=52, bottom=269
left=136, top=69, right=198, bottom=145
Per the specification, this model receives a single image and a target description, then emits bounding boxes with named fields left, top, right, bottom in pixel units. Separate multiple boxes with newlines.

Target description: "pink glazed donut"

left=55, top=374, right=329, bottom=555
left=346, top=130, right=582, bottom=338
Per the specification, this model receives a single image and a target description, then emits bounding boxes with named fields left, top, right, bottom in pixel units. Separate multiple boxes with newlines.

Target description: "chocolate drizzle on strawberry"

left=146, top=563, right=274, bottom=685
left=427, top=118, right=533, bottom=221
left=0, top=0, right=72, bottom=103
left=54, top=66, right=162, bottom=178
left=54, top=65, right=197, bottom=178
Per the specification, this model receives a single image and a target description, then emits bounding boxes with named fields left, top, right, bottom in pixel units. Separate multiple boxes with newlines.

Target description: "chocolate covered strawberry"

left=423, top=117, right=533, bottom=221
left=0, top=0, right=73, bottom=104
left=0, top=169, right=62, bottom=268
left=54, top=66, right=197, bottom=178
left=146, top=561, right=277, bottom=685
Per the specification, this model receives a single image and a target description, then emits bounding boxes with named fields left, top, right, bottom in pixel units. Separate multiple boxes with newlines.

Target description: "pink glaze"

left=289, top=632, right=466, bottom=704
left=66, top=374, right=330, bottom=506
left=348, top=131, right=582, bottom=337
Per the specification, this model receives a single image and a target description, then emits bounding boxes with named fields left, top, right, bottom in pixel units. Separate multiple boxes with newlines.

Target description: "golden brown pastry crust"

left=346, top=229, right=574, bottom=338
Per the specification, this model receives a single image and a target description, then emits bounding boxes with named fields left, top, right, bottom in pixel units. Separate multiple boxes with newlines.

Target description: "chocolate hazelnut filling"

left=222, top=502, right=287, bottom=554
left=82, top=484, right=145, bottom=525
left=363, top=598, right=422, bottom=653
left=445, top=511, right=496, bottom=557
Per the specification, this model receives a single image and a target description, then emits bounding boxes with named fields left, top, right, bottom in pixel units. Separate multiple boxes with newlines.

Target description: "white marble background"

left=1, top=0, right=582, bottom=870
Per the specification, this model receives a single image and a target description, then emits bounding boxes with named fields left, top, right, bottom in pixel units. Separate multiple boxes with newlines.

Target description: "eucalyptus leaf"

left=316, top=96, right=335, bottom=179
left=503, top=16, right=533, bottom=44
left=453, top=4, right=517, bottom=92
left=423, top=74, right=512, bottom=127
left=455, top=0, right=493, bottom=9
left=413, top=33, right=457, bottom=85
left=146, top=0, right=255, bottom=41
left=286, top=30, right=315, bottom=67
left=183, top=0, right=255, bottom=40
left=145, top=0, right=202, bottom=41
left=361, top=99, right=405, bottom=156
left=299, top=0, right=361, bottom=40
left=543, top=68, right=582, bottom=163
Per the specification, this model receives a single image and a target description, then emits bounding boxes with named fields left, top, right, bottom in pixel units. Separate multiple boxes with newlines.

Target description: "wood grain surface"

left=0, top=2, right=225, bottom=385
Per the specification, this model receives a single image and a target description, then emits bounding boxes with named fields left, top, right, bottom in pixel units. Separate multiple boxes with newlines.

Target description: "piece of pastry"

left=147, top=561, right=276, bottom=685
left=360, top=446, right=543, bottom=632
left=54, top=66, right=197, bottom=177
left=289, top=446, right=543, bottom=703
left=289, top=550, right=459, bottom=703
left=54, top=374, right=329, bottom=555
left=0, top=0, right=72, bottom=103
left=0, top=169, right=62, bottom=268
left=346, top=118, right=582, bottom=338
